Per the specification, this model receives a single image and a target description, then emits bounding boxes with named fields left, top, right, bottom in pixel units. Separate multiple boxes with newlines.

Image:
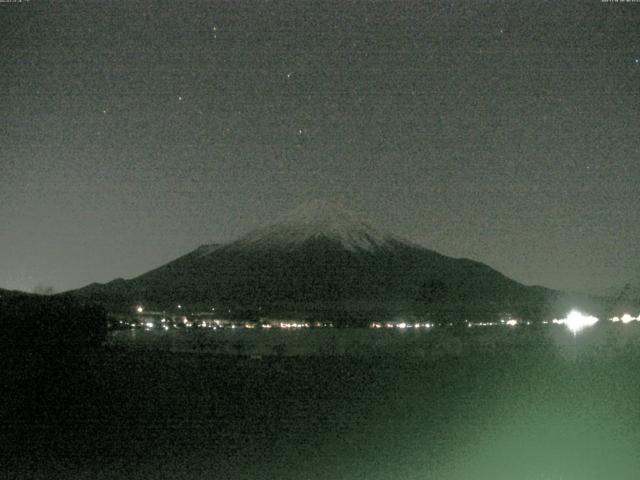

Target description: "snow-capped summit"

left=230, top=199, right=400, bottom=252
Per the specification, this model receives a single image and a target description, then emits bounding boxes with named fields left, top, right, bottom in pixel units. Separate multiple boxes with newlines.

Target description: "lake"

left=3, top=322, right=640, bottom=479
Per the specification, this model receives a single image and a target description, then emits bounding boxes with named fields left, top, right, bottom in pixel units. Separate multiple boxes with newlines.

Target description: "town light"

left=558, top=310, right=599, bottom=334
left=136, top=306, right=144, bottom=313
left=621, top=314, right=636, bottom=324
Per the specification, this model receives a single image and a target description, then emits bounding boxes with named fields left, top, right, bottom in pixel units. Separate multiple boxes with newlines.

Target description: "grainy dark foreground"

left=3, top=335, right=640, bottom=480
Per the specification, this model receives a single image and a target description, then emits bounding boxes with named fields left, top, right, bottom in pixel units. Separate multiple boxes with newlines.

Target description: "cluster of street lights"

left=134, top=305, right=640, bottom=336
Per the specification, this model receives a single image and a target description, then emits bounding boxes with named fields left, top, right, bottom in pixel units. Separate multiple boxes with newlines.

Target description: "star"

left=286, top=72, right=292, bottom=79
left=178, top=96, right=183, bottom=101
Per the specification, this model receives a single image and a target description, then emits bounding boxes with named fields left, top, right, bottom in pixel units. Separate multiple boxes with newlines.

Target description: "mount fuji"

left=70, top=200, right=601, bottom=323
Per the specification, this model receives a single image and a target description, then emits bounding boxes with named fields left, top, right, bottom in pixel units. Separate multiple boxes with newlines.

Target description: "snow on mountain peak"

left=232, top=200, right=400, bottom=252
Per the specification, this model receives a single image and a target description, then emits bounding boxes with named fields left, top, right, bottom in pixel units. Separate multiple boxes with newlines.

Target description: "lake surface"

left=4, top=323, right=640, bottom=479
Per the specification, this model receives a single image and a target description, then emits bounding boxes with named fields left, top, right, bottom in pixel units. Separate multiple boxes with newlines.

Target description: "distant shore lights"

left=610, top=314, right=640, bottom=323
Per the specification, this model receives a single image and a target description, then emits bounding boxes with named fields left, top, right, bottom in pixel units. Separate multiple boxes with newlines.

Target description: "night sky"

left=2, top=1, right=639, bottom=295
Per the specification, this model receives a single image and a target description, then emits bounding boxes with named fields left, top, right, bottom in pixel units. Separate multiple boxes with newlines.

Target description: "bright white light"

left=559, top=310, right=599, bottom=334
left=397, top=323, right=407, bottom=329
left=145, top=322, right=154, bottom=329
left=610, top=316, right=620, bottom=323
left=136, top=306, right=144, bottom=313
left=505, top=319, right=518, bottom=327
left=621, top=314, right=636, bottom=324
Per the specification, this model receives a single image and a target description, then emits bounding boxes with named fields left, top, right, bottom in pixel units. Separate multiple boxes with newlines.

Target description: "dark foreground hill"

left=0, top=288, right=107, bottom=353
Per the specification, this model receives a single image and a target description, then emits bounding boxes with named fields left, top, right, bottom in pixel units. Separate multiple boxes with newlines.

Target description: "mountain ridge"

left=68, top=201, right=608, bottom=323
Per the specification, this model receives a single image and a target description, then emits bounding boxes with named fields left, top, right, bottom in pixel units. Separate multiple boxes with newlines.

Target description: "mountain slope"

left=70, top=201, right=596, bottom=322
left=605, top=279, right=640, bottom=314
